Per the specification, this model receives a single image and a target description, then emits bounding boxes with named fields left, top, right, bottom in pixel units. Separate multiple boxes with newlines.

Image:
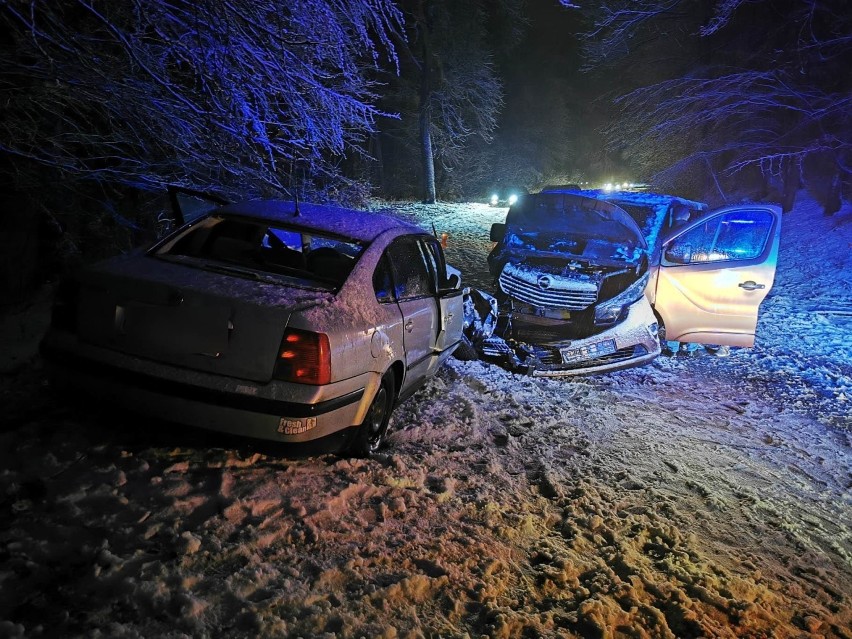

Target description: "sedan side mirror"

left=438, top=273, right=461, bottom=296
left=490, top=223, right=506, bottom=243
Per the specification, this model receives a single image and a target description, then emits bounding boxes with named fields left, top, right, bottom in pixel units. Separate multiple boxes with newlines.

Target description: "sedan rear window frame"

left=150, top=214, right=370, bottom=291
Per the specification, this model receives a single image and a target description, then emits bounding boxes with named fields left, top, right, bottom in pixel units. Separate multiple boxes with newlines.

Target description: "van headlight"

left=594, top=272, right=650, bottom=325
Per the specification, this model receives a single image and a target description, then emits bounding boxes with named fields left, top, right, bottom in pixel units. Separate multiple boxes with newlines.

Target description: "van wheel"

left=349, top=371, right=395, bottom=457
left=656, top=320, right=676, bottom=356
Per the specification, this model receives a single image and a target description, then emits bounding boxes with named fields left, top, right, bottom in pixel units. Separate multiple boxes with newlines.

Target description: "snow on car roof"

left=539, top=188, right=707, bottom=250
left=216, top=200, right=423, bottom=241
left=539, top=187, right=705, bottom=211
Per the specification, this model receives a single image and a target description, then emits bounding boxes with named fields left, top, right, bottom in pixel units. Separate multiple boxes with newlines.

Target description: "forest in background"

left=1, top=0, right=850, bottom=301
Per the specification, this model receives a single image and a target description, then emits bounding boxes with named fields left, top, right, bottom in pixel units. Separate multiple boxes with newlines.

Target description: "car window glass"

left=421, top=238, right=445, bottom=290
left=174, top=192, right=221, bottom=224
left=665, top=219, right=718, bottom=263
left=506, top=193, right=643, bottom=246
left=264, top=228, right=302, bottom=251
left=373, top=255, right=394, bottom=303
left=713, top=210, right=773, bottom=260
left=665, top=210, right=772, bottom=264
left=386, top=237, right=432, bottom=300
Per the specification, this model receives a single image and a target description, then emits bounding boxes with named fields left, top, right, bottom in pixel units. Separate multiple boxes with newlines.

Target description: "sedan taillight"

left=274, top=328, right=331, bottom=385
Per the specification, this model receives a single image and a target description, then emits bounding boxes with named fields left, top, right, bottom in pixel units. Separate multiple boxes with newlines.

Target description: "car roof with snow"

left=538, top=187, right=708, bottom=250
left=539, top=186, right=705, bottom=212
left=215, top=200, right=424, bottom=242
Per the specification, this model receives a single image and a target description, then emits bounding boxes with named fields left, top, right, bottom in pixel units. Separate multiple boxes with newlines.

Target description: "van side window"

left=665, top=210, right=773, bottom=264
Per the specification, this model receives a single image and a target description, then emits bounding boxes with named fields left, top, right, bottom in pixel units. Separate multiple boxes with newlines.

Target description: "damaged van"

left=481, top=190, right=782, bottom=375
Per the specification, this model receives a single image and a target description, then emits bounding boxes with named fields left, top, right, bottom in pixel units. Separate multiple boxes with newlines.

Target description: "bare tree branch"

left=0, top=0, right=403, bottom=199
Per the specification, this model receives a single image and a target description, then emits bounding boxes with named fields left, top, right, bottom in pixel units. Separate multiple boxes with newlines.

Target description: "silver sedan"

left=42, top=199, right=465, bottom=455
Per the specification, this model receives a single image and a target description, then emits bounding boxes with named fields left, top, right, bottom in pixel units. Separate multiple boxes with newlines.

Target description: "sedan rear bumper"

left=41, top=333, right=371, bottom=443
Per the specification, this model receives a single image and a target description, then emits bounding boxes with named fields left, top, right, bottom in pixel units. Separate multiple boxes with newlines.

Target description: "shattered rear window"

left=153, top=215, right=366, bottom=288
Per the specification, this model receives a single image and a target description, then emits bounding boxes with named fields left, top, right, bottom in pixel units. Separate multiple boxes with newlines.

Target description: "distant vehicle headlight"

left=594, top=271, right=650, bottom=325
left=490, top=194, right=499, bottom=206
left=508, top=193, right=518, bottom=206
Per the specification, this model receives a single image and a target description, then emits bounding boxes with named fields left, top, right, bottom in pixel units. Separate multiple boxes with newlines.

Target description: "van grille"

left=498, top=263, right=598, bottom=310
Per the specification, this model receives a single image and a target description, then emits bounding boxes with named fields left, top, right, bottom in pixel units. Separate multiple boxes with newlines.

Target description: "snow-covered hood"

left=506, top=192, right=647, bottom=253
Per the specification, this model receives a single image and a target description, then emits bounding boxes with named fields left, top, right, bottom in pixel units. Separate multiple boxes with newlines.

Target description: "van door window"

left=665, top=210, right=774, bottom=264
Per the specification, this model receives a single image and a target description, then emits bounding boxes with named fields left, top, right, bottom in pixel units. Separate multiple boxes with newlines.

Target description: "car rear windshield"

left=153, top=215, right=365, bottom=289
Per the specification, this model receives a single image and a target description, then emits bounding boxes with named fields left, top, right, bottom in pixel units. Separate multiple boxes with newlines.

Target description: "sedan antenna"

left=290, top=155, right=301, bottom=217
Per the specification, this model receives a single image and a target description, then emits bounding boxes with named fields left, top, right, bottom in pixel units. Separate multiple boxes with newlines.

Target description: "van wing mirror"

left=490, top=223, right=506, bottom=242
left=664, top=242, right=693, bottom=264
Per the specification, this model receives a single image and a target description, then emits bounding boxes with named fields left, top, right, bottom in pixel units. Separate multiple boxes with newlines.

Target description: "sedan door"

left=421, top=237, right=464, bottom=358
left=386, top=237, right=441, bottom=383
left=650, top=204, right=782, bottom=347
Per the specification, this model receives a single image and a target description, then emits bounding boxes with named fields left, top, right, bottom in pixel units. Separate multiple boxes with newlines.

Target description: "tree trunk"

left=823, top=170, right=841, bottom=216
left=419, top=102, right=436, bottom=204
left=418, top=4, right=436, bottom=204
left=781, top=160, right=798, bottom=213
left=369, top=132, right=385, bottom=194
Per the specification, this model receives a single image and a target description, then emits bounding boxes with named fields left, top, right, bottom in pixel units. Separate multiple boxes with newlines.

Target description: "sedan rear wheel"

left=349, top=371, right=395, bottom=457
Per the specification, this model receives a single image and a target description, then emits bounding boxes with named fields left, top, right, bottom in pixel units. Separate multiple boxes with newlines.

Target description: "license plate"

left=560, top=339, right=617, bottom=364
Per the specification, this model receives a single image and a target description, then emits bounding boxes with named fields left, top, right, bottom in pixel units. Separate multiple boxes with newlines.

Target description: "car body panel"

left=73, top=254, right=325, bottom=383
left=398, top=296, right=439, bottom=381
left=41, top=328, right=373, bottom=442
left=436, top=289, right=465, bottom=353
left=650, top=204, right=782, bottom=347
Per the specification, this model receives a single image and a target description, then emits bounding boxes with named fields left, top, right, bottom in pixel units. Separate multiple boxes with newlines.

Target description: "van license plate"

left=560, top=339, right=617, bottom=364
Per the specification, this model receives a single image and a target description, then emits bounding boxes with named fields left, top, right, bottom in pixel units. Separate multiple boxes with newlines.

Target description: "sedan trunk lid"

left=75, top=254, right=331, bottom=383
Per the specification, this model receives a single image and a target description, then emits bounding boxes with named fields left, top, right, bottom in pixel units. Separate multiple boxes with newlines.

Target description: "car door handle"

left=405, top=319, right=414, bottom=333
left=738, top=281, right=765, bottom=291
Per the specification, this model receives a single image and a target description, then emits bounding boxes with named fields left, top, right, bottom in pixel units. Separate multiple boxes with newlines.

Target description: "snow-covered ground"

left=1, top=192, right=850, bottom=638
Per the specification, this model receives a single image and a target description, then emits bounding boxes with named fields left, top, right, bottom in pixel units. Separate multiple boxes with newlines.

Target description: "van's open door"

left=651, top=204, right=782, bottom=347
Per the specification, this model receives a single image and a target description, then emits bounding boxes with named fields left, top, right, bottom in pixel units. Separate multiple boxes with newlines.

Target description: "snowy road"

left=1, top=196, right=850, bottom=638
